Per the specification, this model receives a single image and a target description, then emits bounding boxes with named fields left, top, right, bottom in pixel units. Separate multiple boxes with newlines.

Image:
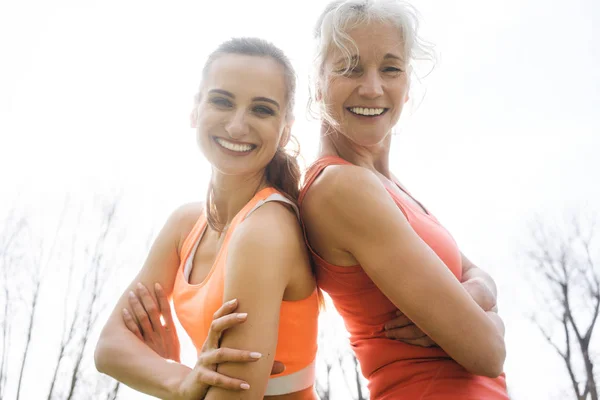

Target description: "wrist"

left=165, top=363, right=192, bottom=400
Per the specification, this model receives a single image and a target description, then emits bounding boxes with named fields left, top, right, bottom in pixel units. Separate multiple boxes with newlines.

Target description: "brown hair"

left=195, top=38, right=301, bottom=231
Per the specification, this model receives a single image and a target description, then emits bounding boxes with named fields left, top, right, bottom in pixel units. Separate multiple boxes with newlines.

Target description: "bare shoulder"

left=162, top=202, right=204, bottom=251
left=169, top=202, right=204, bottom=224
left=227, top=202, right=305, bottom=280
left=303, top=164, right=390, bottom=223
left=234, top=201, right=303, bottom=254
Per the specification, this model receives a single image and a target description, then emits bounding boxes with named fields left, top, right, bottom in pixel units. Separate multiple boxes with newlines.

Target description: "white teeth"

left=349, top=107, right=385, bottom=116
left=215, top=137, right=254, bottom=152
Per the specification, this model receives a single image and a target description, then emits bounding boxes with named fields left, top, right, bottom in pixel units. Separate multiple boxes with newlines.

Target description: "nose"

left=225, top=109, right=250, bottom=139
left=357, top=69, right=384, bottom=99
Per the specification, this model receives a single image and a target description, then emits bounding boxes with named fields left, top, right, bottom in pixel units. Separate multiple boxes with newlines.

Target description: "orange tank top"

left=173, top=187, right=319, bottom=396
left=299, top=157, right=508, bottom=400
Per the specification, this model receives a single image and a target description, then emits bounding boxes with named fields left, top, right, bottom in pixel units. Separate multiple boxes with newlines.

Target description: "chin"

left=347, top=131, right=389, bottom=147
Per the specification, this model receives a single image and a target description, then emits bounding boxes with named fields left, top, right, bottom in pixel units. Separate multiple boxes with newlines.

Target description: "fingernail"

left=228, top=299, right=237, bottom=306
left=237, top=313, right=248, bottom=320
left=136, top=283, right=144, bottom=290
left=154, top=283, right=162, bottom=291
left=122, top=308, right=130, bottom=316
left=250, top=352, right=262, bottom=359
left=128, top=291, right=135, bottom=299
left=240, top=383, right=250, bottom=390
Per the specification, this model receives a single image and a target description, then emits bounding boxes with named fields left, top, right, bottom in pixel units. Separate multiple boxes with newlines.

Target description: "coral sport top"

left=173, top=187, right=319, bottom=396
left=299, top=156, right=508, bottom=400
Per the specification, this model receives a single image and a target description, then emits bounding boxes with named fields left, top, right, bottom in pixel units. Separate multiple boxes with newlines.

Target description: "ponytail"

left=265, top=135, right=301, bottom=202
left=198, top=38, right=300, bottom=233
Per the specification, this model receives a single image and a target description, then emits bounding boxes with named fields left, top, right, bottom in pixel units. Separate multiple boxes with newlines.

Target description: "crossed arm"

left=302, top=165, right=506, bottom=377
left=95, top=204, right=284, bottom=399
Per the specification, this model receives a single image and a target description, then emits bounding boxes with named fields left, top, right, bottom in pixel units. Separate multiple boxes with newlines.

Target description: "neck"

left=318, top=123, right=392, bottom=178
left=210, top=169, right=268, bottom=227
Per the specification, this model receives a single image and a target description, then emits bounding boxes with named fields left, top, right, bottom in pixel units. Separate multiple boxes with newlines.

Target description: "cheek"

left=196, top=112, right=220, bottom=135
left=195, top=115, right=218, bottom=151
left=327, top=82, right=347, bottom=107
left=260, top=120, right=285, bottom=147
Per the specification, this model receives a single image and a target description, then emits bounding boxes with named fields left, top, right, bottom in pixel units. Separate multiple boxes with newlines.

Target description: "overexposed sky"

left=1, top=0, right=599, bottom=399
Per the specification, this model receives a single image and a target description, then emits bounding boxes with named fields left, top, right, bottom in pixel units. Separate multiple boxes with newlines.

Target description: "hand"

left=384, top=310, right=437, bottom=347
left=174, top=299, right=284, bottom=399
left=462, top=277, right=498, bottom=312
left=123, top=282, right=181, bottom=362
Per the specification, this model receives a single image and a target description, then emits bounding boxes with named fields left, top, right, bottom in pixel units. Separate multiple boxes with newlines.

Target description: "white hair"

left=309, top=0, right=436, bottom=124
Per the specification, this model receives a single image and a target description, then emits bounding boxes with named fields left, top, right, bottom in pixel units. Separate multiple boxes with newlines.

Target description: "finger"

left=199, top=347, right=262, bottom=365
left=136, top=283, right=162, bottom=332
left=154, top=283, right=174, bottom=330
left=211, top=313, right=248, bottom=334
left=213, top=299, right=239, bottom=320
left=122, top=308, right=143, bottom=341
left=206, top=313, right=247, bottom=349
left=384, top=314, right=413, bottom=330
left=385, top=325, right=428, bottom=341
left=462, top=278, right=496, bottom=312
left=128, top=291, right=155, bottom=337
left=271, top=361, right=285, bottom=375
left=195, top=368, right=250, bottom=391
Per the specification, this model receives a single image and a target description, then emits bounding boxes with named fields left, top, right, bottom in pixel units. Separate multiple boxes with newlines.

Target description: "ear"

left=279, top=120, right=294, bottom=148
left=404, top=67, right=412, bottom=103
left=190, top=106, right=198, bottom=128
left=315, top=86, right=323, bottom=102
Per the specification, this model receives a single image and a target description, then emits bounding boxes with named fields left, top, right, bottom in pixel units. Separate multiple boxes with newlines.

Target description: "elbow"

left=94, top=331, right=121, bottom=375
left=474, top=358, right=505, bottom=379
left=468, top=337, right=506, bottom=378
left=94, top=337, right=109, bottom=374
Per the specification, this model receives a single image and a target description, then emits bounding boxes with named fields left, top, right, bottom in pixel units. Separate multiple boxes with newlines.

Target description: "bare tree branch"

left=525, top=212, right=600, bottom=400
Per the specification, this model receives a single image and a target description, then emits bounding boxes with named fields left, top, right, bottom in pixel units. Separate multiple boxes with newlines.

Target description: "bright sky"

left=1, top=0, right=599, bottom=399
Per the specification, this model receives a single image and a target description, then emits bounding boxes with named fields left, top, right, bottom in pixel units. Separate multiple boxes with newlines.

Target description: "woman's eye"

left=209, top=97, right=233, bottom=107
left=253, top=105, right=275, bottom=116
left=383, top=66, right=403, bottom=73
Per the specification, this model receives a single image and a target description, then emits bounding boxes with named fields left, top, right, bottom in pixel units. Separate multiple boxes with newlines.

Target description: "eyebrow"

left=383, top=53, right=404, bottom=62
left=208, top=89, right=280, bottom=110
left=334, top=55, right=359, bottom=65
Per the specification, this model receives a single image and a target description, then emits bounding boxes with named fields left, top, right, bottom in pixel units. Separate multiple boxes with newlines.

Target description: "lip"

left=346, top=107, right=390, bottom=120
left=212, top=136, right=257, bottom=156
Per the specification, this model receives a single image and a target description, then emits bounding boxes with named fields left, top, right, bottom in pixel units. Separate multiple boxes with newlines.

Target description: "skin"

left=126, top=22, right=502, bottom=380
left=95, top=53, right=317, bottom=399
left=122, top=282, right=286, bottom=375
left=301, top=21, right=506, bottom=377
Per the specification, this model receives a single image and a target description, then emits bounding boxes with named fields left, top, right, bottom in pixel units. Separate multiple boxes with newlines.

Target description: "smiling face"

left=194, top=54, right=290, bottom=177
left=320, top=21, right=410, bottom=147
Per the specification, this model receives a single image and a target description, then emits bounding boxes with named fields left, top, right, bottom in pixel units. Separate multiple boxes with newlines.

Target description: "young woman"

left=298, top=0, right=508, bottom=398
left=94, top=37, right=319, bottom=400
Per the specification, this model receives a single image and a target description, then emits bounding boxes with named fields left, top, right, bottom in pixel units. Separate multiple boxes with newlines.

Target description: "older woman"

left=298, top=0, right=508, bottom=399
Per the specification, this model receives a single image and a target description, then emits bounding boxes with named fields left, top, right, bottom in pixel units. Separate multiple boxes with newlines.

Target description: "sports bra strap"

left=183, top=191, right=298, bottom=282
left=245, top=193, right=299, bottom=220
left=299, top=156, right=352, bottom=205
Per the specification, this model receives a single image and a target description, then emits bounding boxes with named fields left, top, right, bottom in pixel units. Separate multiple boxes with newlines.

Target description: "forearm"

left=203, top=358, right=271, bottom=400
left=486, top=311, right=505, bottom=338
left=95, top=329, right=189, bottom=400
